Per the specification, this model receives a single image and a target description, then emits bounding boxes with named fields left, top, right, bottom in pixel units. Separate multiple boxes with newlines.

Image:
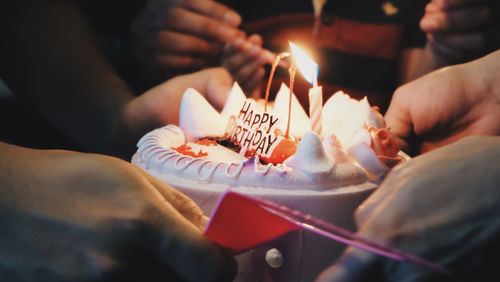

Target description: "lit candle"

left=289, top=42, right=323, bottom=136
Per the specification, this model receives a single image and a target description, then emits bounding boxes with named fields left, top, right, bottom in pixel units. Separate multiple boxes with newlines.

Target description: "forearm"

left=466, top=50, right=500, bottom=99
left=0, top=141, right=46, bottom=207
left=410, top=43, right=458, bottom=80
left=0, top=0, right=134, bottom=155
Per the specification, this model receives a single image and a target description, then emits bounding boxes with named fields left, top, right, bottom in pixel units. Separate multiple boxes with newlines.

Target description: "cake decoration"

left=179, top=88, right=225, bottom=141
left=283, top=132, right=333, bottom=175
left=272, top=84, right=310, bottom=138
left=132, top=42, right=409, bottom=282
left=135, top=80, right=403, bottom=189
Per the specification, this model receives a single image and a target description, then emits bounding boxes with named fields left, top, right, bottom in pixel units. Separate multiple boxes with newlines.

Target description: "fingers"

left=140, top=170, right=206, bottom=231
left=233, top=57, right=266, bottom=83
left=427, top=31, right=486, bottom=61
left=149, top=30, right=222, bottom=70
left=147, top=197, right=237, bottom=282
left=224, top=38, right=266, bottom=70
left=133, top=170, right=236, bottom=282
left=429, top=32, right=484, bottom=52
left=154, top=30, right=222, bottom=56
left=182, top=0, right=242, bottom=27
left=246, top=68, right=266, bottom=99
left=192, top=67, right=234, bottom=110
left=222, top=34, right=272, bottom=96
left=166, top=6, right=244, bottom=43
left=248, top=33, right=263, bottom=45
left=384, top=86, right=413, bottom=151
left=433, top=0, right=488, bottom=10
left=316, top=248, right=381, bottom=282
left=121, top=165, right=236, bottom=281
left=152, top=67, right=233, bottom=110
left=154, top=53, right=209, bottom=70
left=421, top=3, right=490, bottom=32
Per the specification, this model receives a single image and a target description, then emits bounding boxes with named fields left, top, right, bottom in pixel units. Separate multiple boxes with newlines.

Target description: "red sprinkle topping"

left=173, top=144, right=208, bottom=158
left=245, top=148, right=256, bottom=158
left=195, top=138, right=218, bottom=146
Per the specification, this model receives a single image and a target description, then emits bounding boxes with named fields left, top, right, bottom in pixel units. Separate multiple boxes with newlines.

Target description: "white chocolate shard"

left=360, top=97, right=386, bottom=128
left=273, top=83, right=311, bottom=138
left=179, top=88, right=225, bottom=141
left=322, top=91, right=370, bottom=147
left=221, top=82, right=246, bottom=120
left=322, top=134, right=349, bottom=163
left=347, top=142, right=388, bottom=178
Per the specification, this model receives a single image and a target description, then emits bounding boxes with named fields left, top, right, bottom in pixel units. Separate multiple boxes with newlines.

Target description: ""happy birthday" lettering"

left=225, top=100, right=282, bottom=158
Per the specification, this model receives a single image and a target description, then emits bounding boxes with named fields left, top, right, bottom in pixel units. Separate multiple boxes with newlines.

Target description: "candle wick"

left=313, top=18, right=321, bottom=39
left=285, top=62, right=297, bottom=139
left=313, top=66, right=319, bottom=88
left=265, top=52, right=290, bottom=112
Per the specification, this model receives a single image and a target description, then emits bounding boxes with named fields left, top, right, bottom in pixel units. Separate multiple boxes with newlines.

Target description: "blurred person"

left=0, top=0, right=233, bottom=159
left=318, top=135, right=500, bottom=282
left=0, top=141, right=236, bottom=281
left=317, top=50, right=500, bottom=282
left=222, top=0, right=498, bottom=110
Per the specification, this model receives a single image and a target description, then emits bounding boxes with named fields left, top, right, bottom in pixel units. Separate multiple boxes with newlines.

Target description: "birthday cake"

left=132, top=81, right=404, bottom=281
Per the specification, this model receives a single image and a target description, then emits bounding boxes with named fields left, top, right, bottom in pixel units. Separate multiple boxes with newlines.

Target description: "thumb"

left=140, top=170, right=207, bottom=231
left=195, top=67, right=234, bottom=111
left=145, top=188, right=237, bottom=282
left=316, top=247, right=382, bottom=282
left=385, top=85, right=414, bottom=152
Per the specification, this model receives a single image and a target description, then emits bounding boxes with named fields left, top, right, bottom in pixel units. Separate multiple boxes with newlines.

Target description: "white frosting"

left=347, top=142, right=388, bottom=178
left=322, top=92, right=361, bottom=146
left=272, top=83, right=311, bottom=137
left=360, top=97, right=386, bottom=128
left=134, top=125, right=369, bottom=190
left=179, top=88, right=226, bottom=141
left=322, top=134, right=350, bottom=163
left=221, top=82, right=246, bottom=120
left=284, top=132, right=334, bottom=174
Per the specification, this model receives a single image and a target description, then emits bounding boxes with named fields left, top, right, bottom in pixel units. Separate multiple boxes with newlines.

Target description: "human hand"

left=385, top=50, right=500, bottom=154
left=420, top=0, right=493, bottom=63
left=131, top=0, right=244, bottom=83
left=0, top=143, right=236, bottom=281
left=222, top=34, right=274, bottom=98
left=317, top=136, right=500, bottom=282
left=114, top=67, right=233, bottom=157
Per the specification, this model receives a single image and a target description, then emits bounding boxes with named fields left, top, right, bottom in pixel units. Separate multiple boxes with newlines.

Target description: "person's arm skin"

left=398, top=48, right=425, bottom=84
left=0, top=141, right=236, bottom=281
left=386, top=50, right=500, bottom=154
left=317, top=136, right=500, bottom=282
left=409, top=0, right=493, bottom=80
left=0, top=0, right=233, bottom=158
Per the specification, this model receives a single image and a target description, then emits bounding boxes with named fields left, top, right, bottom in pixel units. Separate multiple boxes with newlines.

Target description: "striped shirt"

left=223, top=0, right=428, bottom=111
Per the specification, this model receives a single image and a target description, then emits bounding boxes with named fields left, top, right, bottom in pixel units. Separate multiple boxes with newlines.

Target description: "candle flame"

left=289, top=42, right=318, bottom=86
